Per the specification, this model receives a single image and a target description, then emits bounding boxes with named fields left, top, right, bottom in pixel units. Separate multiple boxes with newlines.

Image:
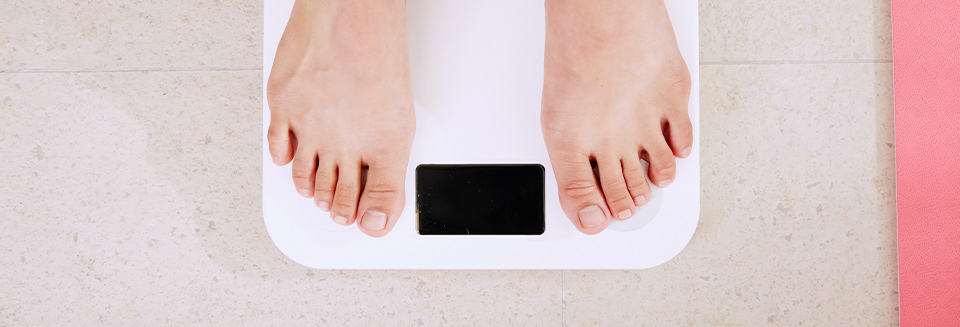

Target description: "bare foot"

left=541, top=0, right=693, bottom=234
left=267, top=0, right=414, bottom=237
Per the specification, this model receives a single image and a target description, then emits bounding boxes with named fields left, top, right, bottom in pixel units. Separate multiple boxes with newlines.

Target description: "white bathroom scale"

left=263, top=0, right=700, bottom=269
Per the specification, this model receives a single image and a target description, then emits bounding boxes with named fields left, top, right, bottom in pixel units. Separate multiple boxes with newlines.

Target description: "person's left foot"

left=541, top=0, right=693, bottom=234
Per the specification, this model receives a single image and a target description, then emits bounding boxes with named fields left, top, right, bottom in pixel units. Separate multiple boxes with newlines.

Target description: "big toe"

left=356, top=160, right=407, bottom=237
left=550, top=152, right=611, bottom=234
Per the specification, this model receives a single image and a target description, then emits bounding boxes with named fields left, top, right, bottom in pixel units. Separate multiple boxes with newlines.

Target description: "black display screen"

left=416, top=164, right=545, bottom=235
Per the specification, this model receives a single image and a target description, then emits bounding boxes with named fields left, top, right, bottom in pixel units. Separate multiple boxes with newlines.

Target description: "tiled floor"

left=0, top=0, right=897, bottom=325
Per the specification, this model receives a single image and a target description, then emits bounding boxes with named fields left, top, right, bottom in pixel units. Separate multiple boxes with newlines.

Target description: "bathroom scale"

left=262, top=0, right=700, bottom=269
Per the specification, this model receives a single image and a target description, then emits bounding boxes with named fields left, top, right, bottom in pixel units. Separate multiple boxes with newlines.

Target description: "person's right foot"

left=541, top=0, right=693, bottom=234
left=267, top=0, right=415, bottom=237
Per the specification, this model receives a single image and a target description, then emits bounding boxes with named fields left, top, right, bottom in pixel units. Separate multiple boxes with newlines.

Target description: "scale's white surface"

left=263, top=0, right=700, bottom=269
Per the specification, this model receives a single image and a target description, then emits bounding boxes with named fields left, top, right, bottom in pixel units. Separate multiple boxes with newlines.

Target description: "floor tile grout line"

left=561, top=270, right=566, bottom=327
left=0, top=59, right=893, bottom=73
left=0, top=66, right=261, bottom=74
left=702, top=59, right=892, bottom=65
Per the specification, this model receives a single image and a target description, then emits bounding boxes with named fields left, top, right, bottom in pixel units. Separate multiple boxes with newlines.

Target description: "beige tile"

left=0, top=1, right=260, bottom=71
left=562, top=63, right=897, bottom=326
left=0, top=71, right=560, bottom=326
left=701, top=0, right=892, bottom=62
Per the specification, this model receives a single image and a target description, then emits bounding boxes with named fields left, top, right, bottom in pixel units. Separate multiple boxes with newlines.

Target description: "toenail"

left=617, top=209, right=633, bottom=220
left=680, top=146, right=691, bottom=158
left=317, top=201, right=330, bottom=211
left=271, top=154, right=281, bottom=164
left=578, top=205, right=605, bottom=228
left=634, top=195, right=647, bottom=206
left=332, top=215, right=348, bottom=225
left=298, top=188, right=312, bottom=197
left=658, top=179, right=673, bottom=188
left=360, top=210, right=387, bottom=231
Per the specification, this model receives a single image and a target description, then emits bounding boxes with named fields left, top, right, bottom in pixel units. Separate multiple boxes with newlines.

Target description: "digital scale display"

left=416, top=164, right=545, bottom=235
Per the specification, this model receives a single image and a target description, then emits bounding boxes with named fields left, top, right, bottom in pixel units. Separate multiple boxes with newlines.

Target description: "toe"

left=621, top=154, right=652, bottom=207
left=644, top=137, right=677, bottom=188
left=267, top=119, right=294, bottom=165
left=596, top=155, right=636, bottom=220
left=356, top=160, right=407, bottom=237
left=549, top=151, right=611, bottom=234
left=330, top=159, right=362, bottom=226
left=291, top=149, right=317, bottom=198
left=665, top=112, right=693, bottom=158
left=313, top=156, right=337, bottom=212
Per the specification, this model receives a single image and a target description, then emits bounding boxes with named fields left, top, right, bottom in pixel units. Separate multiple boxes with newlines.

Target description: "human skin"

left=541, top=0, right=693, bottom=234
left=266, top=0, right=692, bottom=236
left=266, top=0, right=414, bottom=237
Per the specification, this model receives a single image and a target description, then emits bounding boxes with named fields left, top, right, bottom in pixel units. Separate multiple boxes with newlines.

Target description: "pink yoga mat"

left=893, top=0, right=960, bottom=325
